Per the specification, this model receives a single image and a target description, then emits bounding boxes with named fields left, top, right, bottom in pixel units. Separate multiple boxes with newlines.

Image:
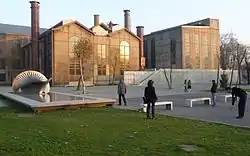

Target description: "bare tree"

left=72, top=37, right=93, bottom=94
left=220, top=33, right=239, bottom=87
left=236, top=44, right=247, bottom=86
left=169, top=39, right=176, bottom=89
left=161, top=54, right=172, bottom=89
left=108, top=47, right=120, bottom=84
left=244, top=47, right=250, bottom=84
left=216, top=48, right=220, bottom=85
left=220, top=33, right=232, bottom=70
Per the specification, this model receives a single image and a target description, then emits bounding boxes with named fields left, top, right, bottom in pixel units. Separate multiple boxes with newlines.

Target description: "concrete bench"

left=141, top=101, right=173, bottom=113
left=185, top=97, right=211, bottom=107
left=220, top=94, right=239, bottom=103
left=220, top=94, right=232, bottom=103
left=64, top=82, right=78, bottom=88
left=65, top=82, right=94, bottom=88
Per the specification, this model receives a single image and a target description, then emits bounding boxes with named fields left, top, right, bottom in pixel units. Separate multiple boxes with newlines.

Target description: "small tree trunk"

left=76, top=77, right=82, bottom=90
left=79, top=59, right=85, bottom=94
left=112, top=67, right=116, bottom=85
left=229, top=63, right=234, bottom=87
left=216, top=58, right=220, bottom=85
left=163, top=68, right=171, bottom=89
left=238, top=64, right=241, bottom=86
left=169, top=69, right=173, bottom=89
left=247, top=67, right=250, bottom=84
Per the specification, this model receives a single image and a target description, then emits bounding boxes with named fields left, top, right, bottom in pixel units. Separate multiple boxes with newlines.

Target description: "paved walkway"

left=114, top=92, right=250, bottom=128
left=51, top=83, right=214, bottom=99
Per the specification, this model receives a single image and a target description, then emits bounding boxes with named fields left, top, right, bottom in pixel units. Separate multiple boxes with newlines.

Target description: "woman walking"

left=144, top=80, right=158, bottom=119
left=187, top=80, right=192, bottom=92
left=184, top=79, right=188, bottom=92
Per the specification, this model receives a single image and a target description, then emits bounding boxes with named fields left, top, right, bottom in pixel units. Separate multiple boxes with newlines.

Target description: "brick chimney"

left=136, top=26, right=145, bottom=70
left=123, top=10, right=131, bottom=31
left=30, top=0, right=40, bottom=71
left=94, top=14, right=100, bottom=26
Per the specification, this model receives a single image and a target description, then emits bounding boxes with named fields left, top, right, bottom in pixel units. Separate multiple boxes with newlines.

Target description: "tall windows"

left=194, top=34, right=200, bottom=68
left=203, top=36, right=209, bottom=68
left=69, top=36, right=80, bottom=77
left=97, top=44, right=106, bottom=75
left=120, top=41, right=130, bottom=74
left=120, top=41, right=129, bottom=64
left=184, top=33, right=191, bottom=68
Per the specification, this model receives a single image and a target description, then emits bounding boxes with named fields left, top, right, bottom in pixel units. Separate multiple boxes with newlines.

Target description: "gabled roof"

left=108, top=28, right=140, bottom=41
left=90, top=23, right=111, bottom=31
left=0, top=23, right=47, bottom=36
left=51, top=20, right=95, bottom=35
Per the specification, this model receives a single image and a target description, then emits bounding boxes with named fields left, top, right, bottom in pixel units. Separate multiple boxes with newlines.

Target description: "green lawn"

left=0, top=107, right=250, bottom=156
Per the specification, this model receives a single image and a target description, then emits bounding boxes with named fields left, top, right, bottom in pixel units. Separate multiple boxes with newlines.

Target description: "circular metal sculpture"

left=12, top=70, right=51, bottom=94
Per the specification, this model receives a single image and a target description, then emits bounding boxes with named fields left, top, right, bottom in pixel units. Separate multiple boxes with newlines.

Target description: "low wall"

left=124, top=69, right=238, bottom=87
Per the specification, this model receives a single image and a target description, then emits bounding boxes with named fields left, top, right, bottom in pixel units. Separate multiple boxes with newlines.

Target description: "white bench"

left=220, top=94, right=232, bottom=103
left=185, top=97, right=211, bottom=107
left=141, top=101, right=173, bottom=113
left=65, top=82, right=94, bottom=88
left=64, top=82, right=78, bottom=88
left=220, top=94, right=239, bottom=103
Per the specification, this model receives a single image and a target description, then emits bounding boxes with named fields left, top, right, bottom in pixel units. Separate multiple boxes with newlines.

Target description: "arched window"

left=69, top=36, right=80, bottom=78
left=69, top=36, right=80, bottom=58
left=120, top=41, right=129, bottom=64
left=120, top=41, right=130, bottom=74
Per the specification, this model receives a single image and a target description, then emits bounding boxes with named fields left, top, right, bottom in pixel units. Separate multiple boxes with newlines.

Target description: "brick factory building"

left=0, top=1, right=145, bottom=85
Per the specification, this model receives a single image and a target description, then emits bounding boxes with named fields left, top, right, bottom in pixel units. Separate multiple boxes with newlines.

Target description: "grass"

left=0, top=108, right=250, bottom=156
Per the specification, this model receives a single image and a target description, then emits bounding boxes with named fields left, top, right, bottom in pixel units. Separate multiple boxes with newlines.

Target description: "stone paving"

left=0, top=84, right=250, bottom=128
left=115, top=92, right=250, bottom=128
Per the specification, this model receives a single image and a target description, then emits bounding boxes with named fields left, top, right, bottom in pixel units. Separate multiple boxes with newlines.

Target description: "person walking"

left=187, top=80, right=192, bottom=92
left=210, top=80, right=217, bottom=107
left=117, top=79, right=127, bottom=106
left=184, top=79, right=188, bottom=92
left=227, top=87, right=247, bottom=119
left=144, top=80, right=158, bottom=119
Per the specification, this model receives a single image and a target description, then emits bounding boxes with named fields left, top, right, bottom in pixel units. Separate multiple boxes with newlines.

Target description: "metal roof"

left=0, top=23, right=47, bottom=35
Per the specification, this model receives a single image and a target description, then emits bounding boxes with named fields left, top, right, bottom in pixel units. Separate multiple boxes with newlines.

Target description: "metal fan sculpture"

left=12, top=70, right=52, bottom=95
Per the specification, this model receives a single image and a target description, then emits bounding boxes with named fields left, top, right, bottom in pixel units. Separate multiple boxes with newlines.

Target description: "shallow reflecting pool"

left=12, top=92, right=92, bottom=103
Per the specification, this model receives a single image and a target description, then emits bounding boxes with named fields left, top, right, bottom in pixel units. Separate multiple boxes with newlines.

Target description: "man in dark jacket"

left=227, top=87, right=247, bottom=119
left=117, top=79, right=127, bottom=106
left=211, top=80, right=217, bottom=106
left=144, top=80, right=158, bottom=119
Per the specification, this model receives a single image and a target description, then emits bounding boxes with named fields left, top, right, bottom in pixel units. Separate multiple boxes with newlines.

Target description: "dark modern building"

left=144, top=18, right=220, bottom=69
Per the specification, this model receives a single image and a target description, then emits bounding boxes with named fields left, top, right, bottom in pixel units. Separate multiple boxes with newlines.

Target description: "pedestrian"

left=187, top=80, right=192, bottom=92
left=117, top=79, right=127, bottom=106
left=210, top=80, right=217, bottom=107
left=184, top=79, right=188, bottom=92
left=144, top=80, right=158, bottom=119
left=226, top=87, right=247, bottom=119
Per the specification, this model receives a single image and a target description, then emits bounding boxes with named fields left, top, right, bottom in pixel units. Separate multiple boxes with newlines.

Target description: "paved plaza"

left=116, top=92, right=250, bottom=128
left=0, top=84, right=250, bottom=128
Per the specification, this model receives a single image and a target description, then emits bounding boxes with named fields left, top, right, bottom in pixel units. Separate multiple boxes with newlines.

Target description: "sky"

left=1, top=0, right=250, bottom=43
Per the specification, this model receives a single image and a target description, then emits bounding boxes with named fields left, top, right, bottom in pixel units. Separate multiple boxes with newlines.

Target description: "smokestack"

left=136, top=26, right=144, bottom=38
left=94, top=14, right=100, bottom=26
left=30, top=0, right=40, bottom=71
left=123, top=10, right=131, bottom=31
left=136, top=26, right=145, bottom=70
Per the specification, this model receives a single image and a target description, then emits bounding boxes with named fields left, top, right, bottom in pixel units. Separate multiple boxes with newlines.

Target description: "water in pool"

left=12, top=92, right=90, bottom=103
